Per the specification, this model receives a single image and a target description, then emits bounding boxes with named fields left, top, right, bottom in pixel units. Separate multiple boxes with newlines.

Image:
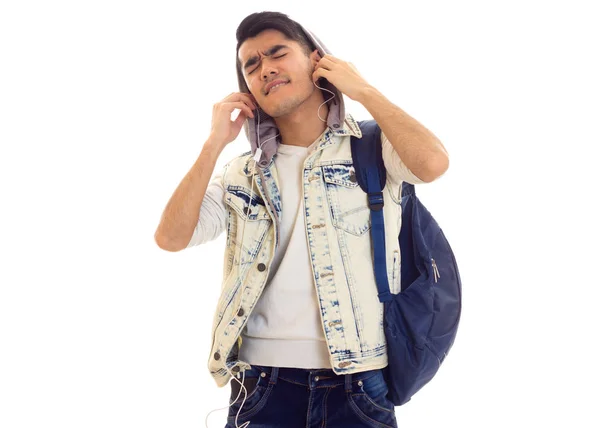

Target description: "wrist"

left=204, top=135, right=225, bottom=154
left=356, top=85, right=378, bottom=105
left=199, top=138, right=223, bottom=164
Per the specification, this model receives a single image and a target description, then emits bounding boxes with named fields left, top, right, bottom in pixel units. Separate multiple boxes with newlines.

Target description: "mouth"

left=266, top=81, right=289, bottom=95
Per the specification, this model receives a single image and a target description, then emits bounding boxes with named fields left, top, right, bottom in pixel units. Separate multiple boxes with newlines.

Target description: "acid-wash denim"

left=207, top=114, right=425, bottom=388
left=225, top=364, right=398, bottom=428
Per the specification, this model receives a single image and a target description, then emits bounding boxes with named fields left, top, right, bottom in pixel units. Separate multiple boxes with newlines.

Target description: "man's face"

left=238, top=29, right=321, bottom=118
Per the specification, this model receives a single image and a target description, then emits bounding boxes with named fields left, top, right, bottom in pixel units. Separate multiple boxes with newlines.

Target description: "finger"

left=230, top=101, right=254, bottom=118
left=243, top=92, right=257, bottom=102
left=238, top=93, right=257, bottom=110
left=240, top=94, right=258, bottom=110
left=231, top=96, right=257, bottom=112
left=221, top=92, right=236, bottom=102
left=319, top=54, right=337, bottom=65
left=318, top=56, right=333, bottom=65
left=234, top=109, right=249, bottom=127
left=316, top=59, right=333, bottom=72
left=313, top=68, right=328, bottom=83
left=223, top=93, right=257, bottom=110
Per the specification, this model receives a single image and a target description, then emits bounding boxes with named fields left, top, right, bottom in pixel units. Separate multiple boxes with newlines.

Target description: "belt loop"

left=345, top=373, right=352, bottom=392
left=269, top=366, right=279, bottom=385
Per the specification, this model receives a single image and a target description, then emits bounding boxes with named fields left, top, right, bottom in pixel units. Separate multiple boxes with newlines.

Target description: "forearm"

left=358, top=86, right=449, bottom=182
left=154, top=137, right=224, bottom=252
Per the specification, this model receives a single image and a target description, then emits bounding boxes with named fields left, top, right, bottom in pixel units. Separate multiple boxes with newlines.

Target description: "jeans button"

left=257, top=263, right=266, bottom=272
left=214, top=352, right=221, bottom=361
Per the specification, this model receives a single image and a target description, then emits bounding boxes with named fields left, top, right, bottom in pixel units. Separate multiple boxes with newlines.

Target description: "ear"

left=311, top=49, right=321, bottom=69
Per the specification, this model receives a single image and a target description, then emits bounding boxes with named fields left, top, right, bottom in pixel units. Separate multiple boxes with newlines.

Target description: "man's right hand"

left=209, top=92, right=257, bottom=148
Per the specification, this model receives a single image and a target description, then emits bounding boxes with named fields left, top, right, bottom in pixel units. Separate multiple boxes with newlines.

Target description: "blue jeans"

left=226, top=364, right=398, bottom=428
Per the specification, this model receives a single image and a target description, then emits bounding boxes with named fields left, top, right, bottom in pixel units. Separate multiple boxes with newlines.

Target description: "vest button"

left=214, top=352, right=221, bottom=361
left=237, top=308, right=245, bottom=317
left=349, top=172, right=357, bottom=183
left=243, top=206, right=250, bottom=215
left=232, top=366, right=240, bottom=373
left=257, top=263, right=266, bottom=272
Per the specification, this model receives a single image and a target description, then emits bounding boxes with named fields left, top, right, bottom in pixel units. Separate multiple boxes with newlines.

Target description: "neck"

left=274, top=90, right=330, bottom=148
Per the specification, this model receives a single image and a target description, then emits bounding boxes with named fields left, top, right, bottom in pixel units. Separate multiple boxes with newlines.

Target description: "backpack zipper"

left=431, top=258, right=441, bottom=283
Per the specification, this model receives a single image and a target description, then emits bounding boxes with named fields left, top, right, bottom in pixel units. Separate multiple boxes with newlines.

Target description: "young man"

left=155, top=11, right=449, bottom=428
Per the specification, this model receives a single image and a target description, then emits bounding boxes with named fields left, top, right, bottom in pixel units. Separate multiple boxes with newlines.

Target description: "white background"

left=1, top=0, right=599, bottom=427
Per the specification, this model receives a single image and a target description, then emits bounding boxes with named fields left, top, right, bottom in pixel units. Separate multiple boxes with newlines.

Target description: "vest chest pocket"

left=322, top=164, right=371, bottom=236
left=224, top=185, right=272, bottom=251
left=225, top=185, right=271, bottom=221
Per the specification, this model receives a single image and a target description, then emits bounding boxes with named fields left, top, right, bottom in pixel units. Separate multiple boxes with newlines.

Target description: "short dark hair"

left=235, top=11, right=315, bottom=74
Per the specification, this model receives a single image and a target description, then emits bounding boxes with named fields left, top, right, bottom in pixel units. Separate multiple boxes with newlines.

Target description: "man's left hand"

left=313, top=54, right=373, bottom=102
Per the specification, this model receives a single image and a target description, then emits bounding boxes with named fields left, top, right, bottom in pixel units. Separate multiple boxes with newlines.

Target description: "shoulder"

left=223, top=150, right=252, bottom=170
left=221, top=150, right=253, bottom=185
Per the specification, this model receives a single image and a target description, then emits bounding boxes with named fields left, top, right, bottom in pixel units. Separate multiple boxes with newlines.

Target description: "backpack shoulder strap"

left=350, top=120, right=386, bottom=201
left=351, top=120, right=392, bottom=302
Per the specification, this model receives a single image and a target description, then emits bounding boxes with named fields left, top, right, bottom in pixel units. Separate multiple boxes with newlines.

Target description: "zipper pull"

left=431, top=258, right=441, bottom=283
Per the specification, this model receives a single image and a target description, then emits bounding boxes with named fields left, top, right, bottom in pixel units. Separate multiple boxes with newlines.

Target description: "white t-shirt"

left=237, top=138, right=331, bottom=368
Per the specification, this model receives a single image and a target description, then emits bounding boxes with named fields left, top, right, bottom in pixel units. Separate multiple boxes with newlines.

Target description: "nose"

left=263, top=67, right=277, bottom=80
left=261, top=66, right=279, bottom=81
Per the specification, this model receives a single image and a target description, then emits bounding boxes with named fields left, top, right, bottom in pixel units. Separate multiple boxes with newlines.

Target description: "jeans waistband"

left=247, top=364, right=382, bottom=391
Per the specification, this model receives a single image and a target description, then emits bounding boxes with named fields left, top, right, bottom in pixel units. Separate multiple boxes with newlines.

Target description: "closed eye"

left=248, top=54, right=287, bottom=74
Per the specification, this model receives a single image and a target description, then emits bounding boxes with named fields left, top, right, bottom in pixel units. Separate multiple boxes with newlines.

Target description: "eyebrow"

left=243, top=44, right=289, bottom=71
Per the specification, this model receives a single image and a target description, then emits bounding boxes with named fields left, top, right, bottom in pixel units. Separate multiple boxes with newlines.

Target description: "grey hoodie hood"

left=236, top=21, right=346, bottom=169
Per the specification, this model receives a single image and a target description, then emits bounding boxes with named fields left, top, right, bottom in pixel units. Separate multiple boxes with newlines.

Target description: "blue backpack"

left=350, top=119, right=462, bottom=406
